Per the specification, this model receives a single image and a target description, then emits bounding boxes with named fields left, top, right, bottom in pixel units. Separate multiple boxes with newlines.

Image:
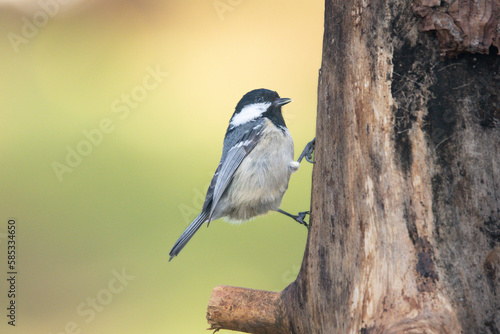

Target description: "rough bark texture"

left=413, top=0, right=500, bottom=58
left=206, top=0, right=500, bottom=332
left=207, top=287, right=285, bottom=333
left=281, top=0, right=500, bottom=332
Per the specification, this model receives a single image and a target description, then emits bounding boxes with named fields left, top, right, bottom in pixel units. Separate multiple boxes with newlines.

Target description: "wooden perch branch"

left=207, top=286, right=285, bottom=334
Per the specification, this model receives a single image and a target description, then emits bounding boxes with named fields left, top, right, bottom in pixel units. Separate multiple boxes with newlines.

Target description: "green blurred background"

left=0, top=0, right=323, bottom=333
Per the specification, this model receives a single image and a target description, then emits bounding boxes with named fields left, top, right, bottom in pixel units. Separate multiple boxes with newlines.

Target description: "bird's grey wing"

left=200, top=161, right=222, bottom=213
left=168, top=121, right=265, bottom=260
left=207, top=121, right=265, bottom=222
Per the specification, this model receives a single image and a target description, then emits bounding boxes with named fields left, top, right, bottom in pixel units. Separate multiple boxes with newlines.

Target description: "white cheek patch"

left=230, top=102, right=271, bottom=128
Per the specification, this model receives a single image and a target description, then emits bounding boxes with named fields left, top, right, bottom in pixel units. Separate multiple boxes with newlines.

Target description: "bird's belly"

left=218, top=127, right=295, bottom=222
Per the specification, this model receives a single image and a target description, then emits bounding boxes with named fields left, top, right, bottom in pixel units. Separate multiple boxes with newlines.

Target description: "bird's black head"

left=229, top=88, right=291, bottom=129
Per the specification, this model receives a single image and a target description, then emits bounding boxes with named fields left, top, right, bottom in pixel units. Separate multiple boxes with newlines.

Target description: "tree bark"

left=207, top=287, right=285, bottom=333
left=413, top=0, right=500, bottom=57
left=207, top=0, right=500, bottom=332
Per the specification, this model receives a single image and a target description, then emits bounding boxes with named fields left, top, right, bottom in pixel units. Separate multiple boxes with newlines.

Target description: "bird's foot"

left=294, top=211, right=310, bottom=229
left=298, top=138, right=315, bottom=164
left=277, top=209, right=310, bottom=229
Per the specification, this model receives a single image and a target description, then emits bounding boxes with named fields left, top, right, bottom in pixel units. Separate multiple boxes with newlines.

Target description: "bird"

left=169, top=88, right=315, bottom=261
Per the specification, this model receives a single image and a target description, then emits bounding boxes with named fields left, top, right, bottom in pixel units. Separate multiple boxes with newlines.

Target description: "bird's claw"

left=277, top=209, right=310, bottom=229
left=298, top=138, right=315, bottom=164
left=295, top=211, right=310, bottom=229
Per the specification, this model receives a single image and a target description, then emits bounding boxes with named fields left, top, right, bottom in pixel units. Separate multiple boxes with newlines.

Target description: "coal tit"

left=169, top=88, right=314, bottom=260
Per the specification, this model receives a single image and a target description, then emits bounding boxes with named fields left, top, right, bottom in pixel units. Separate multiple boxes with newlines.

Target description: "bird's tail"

left=169, top=211, right=209, bottom=261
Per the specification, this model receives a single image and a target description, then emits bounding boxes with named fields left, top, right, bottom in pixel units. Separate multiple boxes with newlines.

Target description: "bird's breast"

left=222, top=119, right=295, bottom=221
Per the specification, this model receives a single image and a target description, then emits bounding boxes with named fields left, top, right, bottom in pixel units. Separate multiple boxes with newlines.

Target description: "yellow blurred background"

left=0, top=0, right=323, bottom=333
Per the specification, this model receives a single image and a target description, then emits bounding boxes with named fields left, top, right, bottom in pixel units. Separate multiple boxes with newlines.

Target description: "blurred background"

left=0, top=0, right=323, bottom=333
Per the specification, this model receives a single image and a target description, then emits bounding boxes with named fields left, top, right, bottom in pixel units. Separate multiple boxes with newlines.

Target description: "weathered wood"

left=413, top=0, right=500, bottom=58
left=207, top=286, right=285, bottom=334
left=206, top=0, right=499, bottom=332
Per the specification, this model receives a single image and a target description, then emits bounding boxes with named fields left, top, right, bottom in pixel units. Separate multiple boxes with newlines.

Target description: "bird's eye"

left=256, top=97, right=264, bottom=102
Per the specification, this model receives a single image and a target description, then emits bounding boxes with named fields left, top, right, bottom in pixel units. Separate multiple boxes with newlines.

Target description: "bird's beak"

left=274, top=97, right=292, bottom=107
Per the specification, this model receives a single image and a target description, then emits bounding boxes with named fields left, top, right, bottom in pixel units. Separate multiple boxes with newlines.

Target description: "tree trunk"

left=207, top=0, right=500, bottom=332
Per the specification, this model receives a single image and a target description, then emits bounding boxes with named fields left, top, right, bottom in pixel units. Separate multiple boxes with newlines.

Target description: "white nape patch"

left=230, top=102, right=271, bottom=128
